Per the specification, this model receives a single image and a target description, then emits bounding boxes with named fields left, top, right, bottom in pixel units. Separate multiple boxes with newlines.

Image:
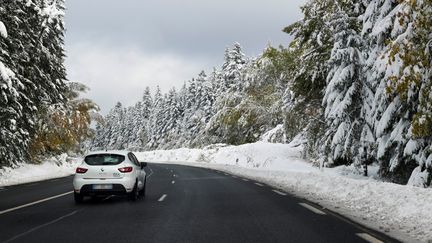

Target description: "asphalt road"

left=0, top=163, right=398, bottom=243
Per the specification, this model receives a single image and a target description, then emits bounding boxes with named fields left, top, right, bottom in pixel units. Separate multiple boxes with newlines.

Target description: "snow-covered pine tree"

left=194, top=68, right=223, bottom=145
left=105, top=102, right=125, bottom=149
left=160, top=88, right=184, bottom=148
left=196, top=71, right=216, bottom=132
left=409, top=0, right=432, bottom=186
left=360, top=0, right=423, bottom=183
left=147, top=86, right=164, bottom=149
left=0, top=2, right=29, bottom=166
left=121, top=106, right=136, bottom=149
left=131, top=87, right=153, bottom=150
left=283, top=0, right=336, bottom=158
left=0, top=0, right=68, bottom=166
left=181, top=78, right=199, bottom=146
left=320, top=1, right=365, bottom=167
left=206, top=43, right=249, bottom=144
left=181, top=71, right=216, bottom=147
left=34, top=0, right=68, bottom=105
left=91, top=101, right=128, bottom=151
left=283, top=0, right=334, bottom=101
left=221, top=43, right=246, bottom=92
left=382, top=0, right=432, bottom=186
left=91, top=122, right=105, bottom=150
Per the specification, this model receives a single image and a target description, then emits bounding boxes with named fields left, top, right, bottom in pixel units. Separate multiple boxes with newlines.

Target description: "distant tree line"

left=0, top=0, right=98, bottom=167
left=91, top=43, right=285, bottom=151
left=93, top=0, right=432, bottom=186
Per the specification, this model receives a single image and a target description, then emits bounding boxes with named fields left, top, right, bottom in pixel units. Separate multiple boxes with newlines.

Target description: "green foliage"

left=29, top=82, right=99, bottom=162
left=261, top=45, right=297, bottom=85
left=279, top=0, right=336, bottom=150
left=283, top=0, right=334, bottom=102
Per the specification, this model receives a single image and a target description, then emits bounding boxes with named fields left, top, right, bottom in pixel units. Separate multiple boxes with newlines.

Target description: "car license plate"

left=92, top=184, right=113, bottom=190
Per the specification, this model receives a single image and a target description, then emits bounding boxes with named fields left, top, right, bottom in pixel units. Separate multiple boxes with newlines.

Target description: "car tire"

left=139, top=177, right=146, bottom=197
left=74, top=192, right=83, bottom=204
left=129, top=182, right=139, bottom=201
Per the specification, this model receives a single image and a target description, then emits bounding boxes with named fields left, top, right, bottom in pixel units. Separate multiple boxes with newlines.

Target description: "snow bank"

left=0, top=154, right=81, bottom=187
left=0, top=21, right=7, bottom=38
left=260, top=124, right=285, bottom=143
left=136, top=142, right=432, bottom=243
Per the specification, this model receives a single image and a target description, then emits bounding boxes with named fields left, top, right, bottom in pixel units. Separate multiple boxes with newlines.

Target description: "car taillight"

left=118, top=166, right=133, bottom=173
left=76, top=167, right=88, bottom=173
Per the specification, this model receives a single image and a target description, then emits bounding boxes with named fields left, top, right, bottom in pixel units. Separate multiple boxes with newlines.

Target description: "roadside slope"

left=0, top=154, right=80, bottom=187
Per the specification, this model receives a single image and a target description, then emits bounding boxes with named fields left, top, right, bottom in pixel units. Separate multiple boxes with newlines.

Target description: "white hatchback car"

left=73, top=150, right=147, bottom=203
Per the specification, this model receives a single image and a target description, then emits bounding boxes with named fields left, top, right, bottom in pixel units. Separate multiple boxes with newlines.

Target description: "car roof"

left=85, top=150, right=132, bottom=157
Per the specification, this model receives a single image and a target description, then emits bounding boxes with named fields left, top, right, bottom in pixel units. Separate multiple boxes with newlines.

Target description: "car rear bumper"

left=73, top=177, right=136, bottom=194
left=78, top=184, right=128, bottom=196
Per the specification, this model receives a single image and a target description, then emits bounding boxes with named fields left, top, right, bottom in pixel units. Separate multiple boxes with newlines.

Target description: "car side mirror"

left=140, top=162, right=147, bottom=169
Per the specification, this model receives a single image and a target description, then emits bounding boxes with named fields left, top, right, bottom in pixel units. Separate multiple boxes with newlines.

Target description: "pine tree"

left=0, top=0, right=68, bottom=166
left=206, top=43, right=249, bottom=144
left=221, top=43, right=246, bottom=91
left=147, top=86, right=164, bottom=148
left=181, top=71, right=216, bottom=146
left=320, top=1, right=365, bottom=166
left=384, top=0, right=432, bottom=185
left=283, top=0, right=336, bottom=158
left=161, top=88, right=183, bottom=148
left=360, top=0, right=417, bottom=182
left=0, top=2, right=29, bottom=166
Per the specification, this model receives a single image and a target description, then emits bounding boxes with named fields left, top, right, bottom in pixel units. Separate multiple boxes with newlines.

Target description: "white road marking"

left=177, top=176, right=225, bottom=181
left=158, top=194, right=167, bottom=202
left=173, top=174, right=177, bottom=178
left=3, top=210, right=79, bottom=243
left=272, top=190, right=287, bottom=196
left=147, top=168, right=154, bottom=178
left=171, top=180, right=175, bottom=184
left=242, top=178, right=249, bottom=182
left=0, top=191, right=73, bottom=215
left=356, top=233, right=384, bottom=243
left=299, top=203, right=326, bottom=215
left=254, top=182, right=264, bottom=187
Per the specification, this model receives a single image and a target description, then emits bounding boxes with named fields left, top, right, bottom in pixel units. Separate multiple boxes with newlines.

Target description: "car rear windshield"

left=84, top=154, right=125, bottom=166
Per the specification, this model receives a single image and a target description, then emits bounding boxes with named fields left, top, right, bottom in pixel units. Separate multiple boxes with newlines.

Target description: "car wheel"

left=129, top=182, right=139, bottom=201
left=139, top=177, right=146, bottom=197
left=74, top=192, right=83, bottom=204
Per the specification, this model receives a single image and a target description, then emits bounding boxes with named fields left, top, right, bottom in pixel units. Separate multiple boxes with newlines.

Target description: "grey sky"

left=65, top=0, right=306, bottom=114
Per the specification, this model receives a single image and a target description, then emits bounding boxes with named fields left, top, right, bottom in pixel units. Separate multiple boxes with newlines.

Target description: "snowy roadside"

left=0, top=154, right=81, bottom=187
left=136, top=142, right=432, bottom=243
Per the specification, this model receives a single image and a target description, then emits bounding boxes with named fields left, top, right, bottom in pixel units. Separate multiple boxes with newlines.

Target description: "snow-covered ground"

left=136, top=141, right=432, bottom=243
left=0, top=154, right=81, bottom=187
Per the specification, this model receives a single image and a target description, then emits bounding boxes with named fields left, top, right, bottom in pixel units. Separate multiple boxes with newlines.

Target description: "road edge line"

left=299, top=203, right=326, bottom=215
left=0, top=191, right=73, bottom=215
left=356, top=233, right=384, bottom=243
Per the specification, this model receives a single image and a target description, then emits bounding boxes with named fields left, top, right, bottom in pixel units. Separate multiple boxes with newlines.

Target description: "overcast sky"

left=65, top=0, right=306, bottom=114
